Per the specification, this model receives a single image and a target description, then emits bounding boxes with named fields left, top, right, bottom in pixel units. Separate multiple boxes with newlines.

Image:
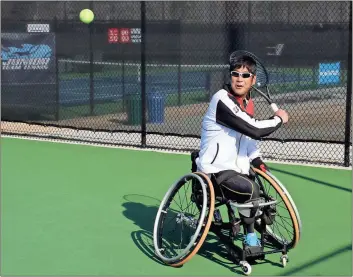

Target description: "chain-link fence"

left=1, top=1, right=352, bottom=167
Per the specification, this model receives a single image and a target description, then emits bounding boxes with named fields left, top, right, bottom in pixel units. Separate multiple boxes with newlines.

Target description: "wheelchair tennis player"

left=195, top=52, right=289, bottom=249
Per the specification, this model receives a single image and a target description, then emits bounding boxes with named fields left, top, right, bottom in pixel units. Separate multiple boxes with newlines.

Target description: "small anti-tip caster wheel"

left=240, top=261, right=252, bottom=275
left=280, top=254, right=289, bottom=267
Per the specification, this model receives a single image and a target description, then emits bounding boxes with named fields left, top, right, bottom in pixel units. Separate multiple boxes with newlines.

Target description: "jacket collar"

left=222, top=84, right=254, bottom=117
left=223, top=83, right=249, bottom=107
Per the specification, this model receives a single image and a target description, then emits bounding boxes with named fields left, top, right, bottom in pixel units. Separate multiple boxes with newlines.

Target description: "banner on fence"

left=1, top=32, right=56, bottom=84
left=318, top=62, right=341, bottom=85
left=1, top=32, right=57, bottom=119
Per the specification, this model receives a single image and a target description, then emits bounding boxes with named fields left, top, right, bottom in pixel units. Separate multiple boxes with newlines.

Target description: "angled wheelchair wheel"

left=253, top=168, right=302, bottom=249
left=153, top=172, right=215, bottom=267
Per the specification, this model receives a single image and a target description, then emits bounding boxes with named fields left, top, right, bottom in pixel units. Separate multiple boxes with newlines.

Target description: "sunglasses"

left=230, top=71, right=254, bottom=78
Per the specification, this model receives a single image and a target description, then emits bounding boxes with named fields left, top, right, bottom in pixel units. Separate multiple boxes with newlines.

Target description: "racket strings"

left=254, top=67, right=268, bottom=88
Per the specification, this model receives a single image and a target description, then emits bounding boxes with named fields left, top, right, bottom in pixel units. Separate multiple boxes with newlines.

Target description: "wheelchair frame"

left=207, top=183, right=290, bottom=274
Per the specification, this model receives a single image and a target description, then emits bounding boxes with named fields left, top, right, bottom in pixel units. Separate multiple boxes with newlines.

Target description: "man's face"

left=230, top=66, right=256, bottom=98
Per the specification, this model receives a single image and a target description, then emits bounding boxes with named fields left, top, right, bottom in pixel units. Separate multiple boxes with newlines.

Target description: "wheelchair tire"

left=153, top=172, right=215, bottom=266
left=253, top=168, right=301, bottom=249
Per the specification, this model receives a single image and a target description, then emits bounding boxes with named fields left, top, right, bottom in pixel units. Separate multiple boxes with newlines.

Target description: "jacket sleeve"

left=247, top=139, right=270, bottom=172
left=215, top=95, right=283, bottom=140
left=247, top=138, right=261, bottom=162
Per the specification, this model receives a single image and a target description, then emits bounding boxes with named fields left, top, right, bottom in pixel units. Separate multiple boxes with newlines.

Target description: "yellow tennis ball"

left=80, top=9, right=94, bottom=24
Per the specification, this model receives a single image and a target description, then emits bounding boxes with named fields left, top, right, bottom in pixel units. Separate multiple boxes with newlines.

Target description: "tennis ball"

left=79, top=9, right=94, bottom=24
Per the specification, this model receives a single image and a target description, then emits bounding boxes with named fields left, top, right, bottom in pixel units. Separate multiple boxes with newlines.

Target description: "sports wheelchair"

left=153, top=151, right=302, bottom=275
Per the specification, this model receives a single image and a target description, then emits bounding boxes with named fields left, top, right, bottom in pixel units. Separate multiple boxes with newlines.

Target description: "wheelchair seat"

left=190, top=151, right=228, bottom=204
left=190, top=150, right=199, bottom=172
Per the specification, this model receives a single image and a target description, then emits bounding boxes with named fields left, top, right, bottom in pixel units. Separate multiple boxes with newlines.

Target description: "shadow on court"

left=121, top=194, right=281, bottom=274
left=282, top=244, right=351, bottom=275
left=270, top=167, right=352, bottom=193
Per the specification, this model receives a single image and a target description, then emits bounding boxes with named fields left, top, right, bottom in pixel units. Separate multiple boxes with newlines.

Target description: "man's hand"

left=275, top=109, right=289, bottom=124
left=251, top=157, right=270, bottom=173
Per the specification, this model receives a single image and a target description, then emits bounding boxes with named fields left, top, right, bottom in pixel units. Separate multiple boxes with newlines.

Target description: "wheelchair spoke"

left=271, top=216, right=294, bottom=244
left=186, top=224, right=192, bottom=245
left=164, top=214, right=178, bottom=226
left=179, top=221, right=184, bottom=251
left=278, top=214, right=293, bottom=226
left=174, top=184, right=192, bottom=212
left=273, top=212, right=286, bottom=237
left=259, top=176, right=272, bottom=196
left=182, top=181, right=189, bottom=208
left=167, top=226, right=177, bottom=236
left=179, top=181, right=193, bottom=212
left=183, top=197, right=195, bottom=213
left=277, top=204, right=288, bottom=210
left=272, top=222, right=287, bottom=243
left=177, top=189, right=185, bottom=211
left=278, top=216, right=294, bottom=236
left=277, top=213, right=292, bottom=221
left=266, top=181, right=271, bottom=196
left=172, top=197, right=184, bottom=211
left=263, top=199, right=296, bottom=246
left=273, top=212, right=290, bottom=228
left=274, top=218, right=292, bottom=235
left=276, top=198, right=285, bottom=206
left=190, top=201, right=198, bottom=216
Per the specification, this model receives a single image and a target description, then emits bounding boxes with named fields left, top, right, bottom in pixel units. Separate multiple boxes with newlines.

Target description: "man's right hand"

left=275, top=109, right=289, bottom=124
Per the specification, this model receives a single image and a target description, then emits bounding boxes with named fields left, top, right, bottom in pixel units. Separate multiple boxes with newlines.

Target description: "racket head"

left=229, top=50, right=269, bottom=89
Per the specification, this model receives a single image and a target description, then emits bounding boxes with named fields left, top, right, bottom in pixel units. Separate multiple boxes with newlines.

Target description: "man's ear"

left=252, top=75, right=257, bottom=86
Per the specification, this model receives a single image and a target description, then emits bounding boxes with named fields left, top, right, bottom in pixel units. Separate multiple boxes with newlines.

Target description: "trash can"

left=147, top=92, right=165, bottom=124
left=126, top=93, right=141, bottom=125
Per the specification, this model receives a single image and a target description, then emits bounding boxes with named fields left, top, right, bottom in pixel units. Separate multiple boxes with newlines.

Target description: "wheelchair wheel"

left=153, top=172, right=215, bottom=266
left=253, top=168, right=302, bottom=249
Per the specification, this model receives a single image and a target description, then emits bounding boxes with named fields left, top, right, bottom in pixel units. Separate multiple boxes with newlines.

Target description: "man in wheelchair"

left=153, top=52, right=301, bottom=273
left=195, top=52, right=289, bottom=250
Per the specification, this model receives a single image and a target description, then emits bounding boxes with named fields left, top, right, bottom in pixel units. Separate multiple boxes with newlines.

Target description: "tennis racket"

left=229, top=50, right=279, bottom=112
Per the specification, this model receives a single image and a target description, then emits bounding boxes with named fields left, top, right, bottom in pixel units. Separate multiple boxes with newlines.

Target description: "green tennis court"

left=1, top=137, right=352, bottom=276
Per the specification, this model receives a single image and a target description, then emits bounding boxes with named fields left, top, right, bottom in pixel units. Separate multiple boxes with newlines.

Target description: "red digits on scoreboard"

left=108, top=28, right=118, bottom=43
left=120, top=28, right=131, bottom=43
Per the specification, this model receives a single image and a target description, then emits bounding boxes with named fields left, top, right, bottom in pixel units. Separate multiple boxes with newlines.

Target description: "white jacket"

left=196, top=88, right=282, bottom=175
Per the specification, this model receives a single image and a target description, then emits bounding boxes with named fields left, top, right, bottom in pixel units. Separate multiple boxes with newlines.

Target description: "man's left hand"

left=251, top=157, right=270, bottom=172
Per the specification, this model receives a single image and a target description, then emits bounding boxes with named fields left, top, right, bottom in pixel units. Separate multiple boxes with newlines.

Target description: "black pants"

left=212, top=170, right=260, bottom=233
left=213, top=170, right=260, bottom=203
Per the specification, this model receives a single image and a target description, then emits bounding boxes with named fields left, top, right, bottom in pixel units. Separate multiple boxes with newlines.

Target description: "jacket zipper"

left=236, top=134, right=243, bottom=170
left=211, top=143, right=219, bottom=164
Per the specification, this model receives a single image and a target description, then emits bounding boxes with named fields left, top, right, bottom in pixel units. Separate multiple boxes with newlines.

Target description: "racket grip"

left=271, top=103, right=279, bottom=112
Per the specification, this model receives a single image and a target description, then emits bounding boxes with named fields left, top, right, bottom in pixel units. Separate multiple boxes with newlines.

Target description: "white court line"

left=261, top=159, right=352, bottom=170
left=2, top=135, right=351, bottom=171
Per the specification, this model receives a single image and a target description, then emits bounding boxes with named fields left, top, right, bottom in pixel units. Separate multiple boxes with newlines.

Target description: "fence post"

left=140, top=0, right=147, bottom=148
left=247, top=1, right=251, bottom=48
left=178, top=64, right=181, bottom=106
left=177, top=19, right=182, bottom=106
left=89, top=1, right=94, bottom=116
left=344, top=1, right=352, bottom=167
left=54, top=17, right=60, bottom=121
